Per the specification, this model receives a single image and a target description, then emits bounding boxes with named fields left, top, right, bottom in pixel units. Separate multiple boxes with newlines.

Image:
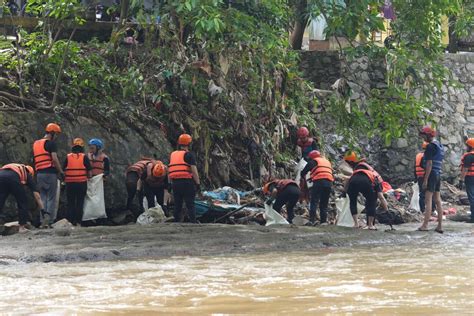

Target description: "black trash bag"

left=376, top=209, right=404, bottom=225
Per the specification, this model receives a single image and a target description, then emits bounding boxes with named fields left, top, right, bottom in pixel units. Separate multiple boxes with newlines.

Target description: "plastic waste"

left=83, top=174, right=107, bottom=221
left=335, top=197, right=365, bottom=227
left=264, top=204, right=289, bottom=226
left=409, top=182, right=420, bottom=212
left=295, top=158, right=313, bottom=189
left=136, top=205, right=166, bottom=225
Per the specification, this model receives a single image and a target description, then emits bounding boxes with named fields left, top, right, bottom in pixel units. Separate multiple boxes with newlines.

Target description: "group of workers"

left=0, top=121, right=472, bottom=233
left=263, top=125, right=473, bottom=231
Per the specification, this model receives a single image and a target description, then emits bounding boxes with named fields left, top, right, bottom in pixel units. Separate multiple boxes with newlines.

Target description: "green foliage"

left=26, top=0, right=85, bottom=23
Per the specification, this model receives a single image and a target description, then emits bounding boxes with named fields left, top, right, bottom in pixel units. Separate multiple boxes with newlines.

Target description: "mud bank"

left=0, top=222, right=472, bottom=264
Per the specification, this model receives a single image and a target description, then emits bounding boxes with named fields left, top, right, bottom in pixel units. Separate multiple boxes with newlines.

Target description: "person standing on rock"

left=296, top=127, right=318, bottom=160
left=417, top=126, right=444, bottom=233
left=33, top=123, right=64, bottom=227
left=126, top=158, right=154, bottom=218
left=142, top=160, right=170, bottom=216
left=263, top=179, right=301, bottom=224
left=459, top=138, right=474, bottom=223
left=300, top=150, right=334, bottom=225
left=342, top=152, right=388, bottom=230
left=88, top=138, right=110, bottom=179
left=63, top=138, right=92, bottom=226
left=0, top=163, right=44, bottom=233
left=169, top=134, right=200, bottom=223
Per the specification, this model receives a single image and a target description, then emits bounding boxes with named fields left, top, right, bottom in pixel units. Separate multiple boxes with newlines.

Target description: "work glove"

left=458, top=180, right=464, bottom=191
left=265, top=197, right=275, bottom=206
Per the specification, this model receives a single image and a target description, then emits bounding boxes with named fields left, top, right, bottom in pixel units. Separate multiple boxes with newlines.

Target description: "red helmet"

left=308, top=150, right=321, bottom=159
left=466, top=138, right=474, bottom=149
left=152, top=161, right=167, bottom=178
left=178, top=134, right=192, bottom=146
left=297, top=127, right=309, bottom=139
left=344, top=151, right=358, bottom=163
left=420, top=126, right=436, bottom=137
left=45, top=123, right=61, bottom=134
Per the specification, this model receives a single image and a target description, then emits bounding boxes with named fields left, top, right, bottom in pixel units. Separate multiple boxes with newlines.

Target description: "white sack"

left=264, top=203, right=289, bottom=226
left=409, top=182, right=420, bottom=212
left=83, top=174, right=107, bottom=221
left=295, top=158, right=313, bottom=189
left=137, top=205, right=166, bottom=225
left=335, top=197, right=364, bottom=227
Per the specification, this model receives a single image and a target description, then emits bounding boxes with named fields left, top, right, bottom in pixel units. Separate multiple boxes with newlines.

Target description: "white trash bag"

left=137, top=205, right=166, bottom=225
left=295, top=158, right=313, bottom=189
left=409, top=182, right=420, bottom=212
left=83, top=174, right=107, bottom=221
left=335, top=197, right=364, bottom=227
left=264, top=203, right=289, bottom=226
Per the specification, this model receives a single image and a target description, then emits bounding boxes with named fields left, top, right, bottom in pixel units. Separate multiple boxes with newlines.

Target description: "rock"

left=395, top=138, right=408, bottom=148
left=52, top=219, right=73, bottom=229
left=292, top=215, right=308, bottom=226
left=2, top=222, right=19, bottom=236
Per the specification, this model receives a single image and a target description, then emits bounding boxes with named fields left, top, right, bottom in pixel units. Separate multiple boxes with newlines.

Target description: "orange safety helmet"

left=297, top=127, right=309, bottom=139
left=466, top=138, right=474, bottom=149
left=178, top=134, right=193, bottom=146
left=263, top=181, right=275, bottom=195
left=308, top=150, right=321, bottom=159
left=344, top=151, right=359, bottom=163
left=422, top=142, right=429, bottom=150
left=73, top=138, right=85, bottom=147
left=419, top=126, right=436, bottom=137
left=45, top=123, right=62, bottom=134
left=25, top=165, right=35, bottom=177
left=152, top=161, right=167, bottom=178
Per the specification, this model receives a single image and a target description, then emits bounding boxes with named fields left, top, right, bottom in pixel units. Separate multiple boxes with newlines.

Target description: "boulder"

left=0, top=112, right=172, bottom=223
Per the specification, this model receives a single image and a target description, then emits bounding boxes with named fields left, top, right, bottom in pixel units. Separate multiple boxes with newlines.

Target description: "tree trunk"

left=447, top=15, right=458, bottom=53
left=119, top=0, right=130, bottom=24
left=290, top=0, right=308, bottom=50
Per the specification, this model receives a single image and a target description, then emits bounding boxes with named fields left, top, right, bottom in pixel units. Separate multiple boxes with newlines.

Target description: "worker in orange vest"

left=63, top=138, right=92, bottom=226
left=33, top=123, right=64, bottom=226
left=460, top=138, right=474, bottom=223
left=87, top=138, right=110, bottom=179
left=142, top=160, right=170, bottom=216
left=415, top=142, right=430, bottom=213
left=0, top=164, right=44, bottom=233
left=168, top=134, right=200, bottom=223
left=263, top=179, right=301, bottom=224
left=301, top=150, right=334, bottom=225
left=342, top=152, right=388, bottom=230
left=126, top=158, right=154, bottom=218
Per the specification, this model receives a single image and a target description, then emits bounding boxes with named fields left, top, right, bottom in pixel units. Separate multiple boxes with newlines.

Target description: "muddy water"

left=1, top=244, right=473, bottom=315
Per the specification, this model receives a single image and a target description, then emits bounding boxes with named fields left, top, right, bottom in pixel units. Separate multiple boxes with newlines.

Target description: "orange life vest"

left=33, top=139, right=53, bottom=171
left=65, top=153, right=88, bottom=183
left=461, top=152, right=474, bottom=177
left=145, top=162, right=166, bottom=187
left=88, top=152, right=107, bottom=176
left=1, top=163, right=28, bottom=184
left=169, top=151, right=193, bottom=179
left=310, top=157, right=334, bottom=182
left=127, top=159, right=152, bottom=177
left=415, top=152, right=425, bottom=178
left=352, top=162, right=382, bottom=185
left=275, top=179, right=298, bottom=192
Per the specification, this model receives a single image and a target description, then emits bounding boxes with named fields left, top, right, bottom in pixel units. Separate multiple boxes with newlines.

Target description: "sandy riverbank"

left=0, top=221, right=472, bottom=264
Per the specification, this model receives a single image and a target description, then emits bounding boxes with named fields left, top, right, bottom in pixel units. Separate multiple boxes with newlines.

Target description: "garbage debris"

left=52, top=219, right=74, bottom=229
left=264, top=204, right=289, bottom=226
left=83, top=174, right=107, bottom=221
left=136, top=205, right=166, bottom=225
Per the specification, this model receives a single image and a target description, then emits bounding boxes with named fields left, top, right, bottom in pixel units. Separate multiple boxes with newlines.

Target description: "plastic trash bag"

left=136, top=205, right=166, bottom=225
left=295, top=158, right=313, bottom=189
left=409, top=182, right=420, bottom=212
left=51, top=179, right=61, bottom=222
left=83, top=174, right=107, bottom=221
left=264, top=203, right=289, bottom=226
left=335, top=197, right=364, bottom=227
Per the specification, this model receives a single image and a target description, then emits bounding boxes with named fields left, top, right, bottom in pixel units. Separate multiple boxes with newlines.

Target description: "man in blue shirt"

left=418, top=126, right=444, bottom=233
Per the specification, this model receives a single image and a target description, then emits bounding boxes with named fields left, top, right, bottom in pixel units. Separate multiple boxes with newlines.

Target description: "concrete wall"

left=300, top=51, right=474, bottom=183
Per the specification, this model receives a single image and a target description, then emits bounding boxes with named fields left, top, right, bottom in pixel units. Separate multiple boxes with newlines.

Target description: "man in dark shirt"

left=0, top=164, right=44, bottom=233
left=460, top=138, right=474, bottom=223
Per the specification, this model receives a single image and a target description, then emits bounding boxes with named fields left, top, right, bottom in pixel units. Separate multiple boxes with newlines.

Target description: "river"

left=1, top=241, right=472, bottom=314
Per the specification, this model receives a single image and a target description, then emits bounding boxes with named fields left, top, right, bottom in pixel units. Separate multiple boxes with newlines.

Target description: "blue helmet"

left=88, top=138, right=104, bottom=150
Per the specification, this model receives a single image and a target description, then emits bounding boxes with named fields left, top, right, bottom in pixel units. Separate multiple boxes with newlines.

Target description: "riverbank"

left=0, top=221, right=472, bottom=264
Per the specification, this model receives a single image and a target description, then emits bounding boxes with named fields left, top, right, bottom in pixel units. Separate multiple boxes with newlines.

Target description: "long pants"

left=417, top=177, right=436, bottom=213
left=37, top=172, right=58, bottom=223
left=66, top=182, right=87, bottom=225
left=348, top=174, right=377, bottom=217
left=126, top=171, right=144, bottom=218
left=172, top=179, right=196, bottom=223
left=0, top=176, right=29, bottom=225
left=466, top=176, right=474, bottom=222
left=144, top=183, right=164, bottom=209
left=273, top=184, right=300, bottom=224
left=309, top=182, right=331, bottom=223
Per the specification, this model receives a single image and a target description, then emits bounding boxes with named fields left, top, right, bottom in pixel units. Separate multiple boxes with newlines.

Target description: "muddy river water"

left=1, top=240, right=473, bottom=314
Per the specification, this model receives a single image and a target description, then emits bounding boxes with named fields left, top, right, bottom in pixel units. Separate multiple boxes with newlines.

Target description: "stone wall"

left=0, top=112, right=171, bottom=222
left=300, top=52, right=474, bottom=184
